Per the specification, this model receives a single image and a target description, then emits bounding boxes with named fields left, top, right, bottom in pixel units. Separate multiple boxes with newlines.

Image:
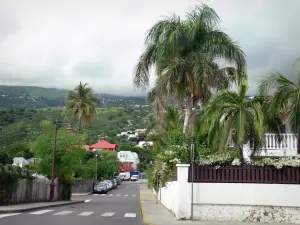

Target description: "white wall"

left=158, top=164, right=300, bottom=223
left=194, top=183, right=300, bottom=207
left=158, top=181, right=178, bottom=213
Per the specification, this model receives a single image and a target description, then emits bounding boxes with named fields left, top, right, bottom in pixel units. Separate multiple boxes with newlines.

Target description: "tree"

left=258, top=65, right=300, bottom=154
left=66, top=82, right=98, bottom=132
left=0, top=151, right=12, bottom=165
left=203, top=76, right=266, bottom=164
left=33, top=122, right=86, bottom=181
left=133, top=4, right=245, bottom=132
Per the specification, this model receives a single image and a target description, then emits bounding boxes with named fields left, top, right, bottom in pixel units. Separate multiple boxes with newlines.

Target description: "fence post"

left=175, top=164, right=191, bottom=219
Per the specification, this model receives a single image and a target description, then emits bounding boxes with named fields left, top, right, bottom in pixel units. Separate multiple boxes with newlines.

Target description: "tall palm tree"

left=204, top=75, right=266, bottom=164
left=66, top=82, right=98, bottom=132
left=258, top=68, right=300, bottom=154
left=133, top=4, right=246, bottom=132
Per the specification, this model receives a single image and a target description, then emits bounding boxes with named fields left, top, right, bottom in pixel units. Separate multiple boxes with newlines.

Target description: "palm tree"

left=203, top=75, right=266, bottom=164
left=133, top=4, right=246, bottom=132
left=66, top=82, right=98, bottom=132
left=258, top=67, right=300, bottom=154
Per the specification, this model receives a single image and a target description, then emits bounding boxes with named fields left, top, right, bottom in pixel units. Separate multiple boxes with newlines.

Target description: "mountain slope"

left=0, top=85, right=147, bottom=109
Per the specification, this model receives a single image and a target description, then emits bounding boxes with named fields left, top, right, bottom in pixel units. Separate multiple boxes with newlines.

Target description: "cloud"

left=0, top=0, right=299, bottom=96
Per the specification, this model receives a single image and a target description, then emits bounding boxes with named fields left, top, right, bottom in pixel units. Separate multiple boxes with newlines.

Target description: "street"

left=0, top=182, right=145, bottom=225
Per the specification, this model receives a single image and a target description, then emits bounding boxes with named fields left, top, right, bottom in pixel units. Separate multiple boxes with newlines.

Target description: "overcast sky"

left=0, top=0, right=299, bottom=96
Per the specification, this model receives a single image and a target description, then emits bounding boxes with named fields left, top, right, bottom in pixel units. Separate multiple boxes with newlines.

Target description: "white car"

left=130, top=175, right=139, bottom=181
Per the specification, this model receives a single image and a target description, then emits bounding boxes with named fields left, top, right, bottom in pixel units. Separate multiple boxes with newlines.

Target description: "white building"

left=117, top=151, right=140, bottom=170
left=136, top=141, right=153, bottom=148
left=13, top=157, right=29, bottom=168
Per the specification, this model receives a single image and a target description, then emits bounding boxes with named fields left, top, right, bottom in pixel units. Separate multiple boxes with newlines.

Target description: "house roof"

left=89, top=140, right=117, bottom=150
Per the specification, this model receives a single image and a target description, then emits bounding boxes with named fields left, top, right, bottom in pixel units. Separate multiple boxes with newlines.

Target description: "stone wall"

left=71, top=179, right=93, bottom=193
left=194, top=204, right=300, bottom=224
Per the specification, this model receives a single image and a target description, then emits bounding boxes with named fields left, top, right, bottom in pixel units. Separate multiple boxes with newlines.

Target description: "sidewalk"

left=71, top=192, right=92, bottom=196
left=0, top=200, right=83, bottom=214
left=139, top=183, right=279, bottom=225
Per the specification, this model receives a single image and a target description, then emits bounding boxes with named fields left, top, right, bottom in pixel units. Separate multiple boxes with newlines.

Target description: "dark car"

left=114, top=176, right=122, bottom=185
left=93, top=183, right=108, bottom=193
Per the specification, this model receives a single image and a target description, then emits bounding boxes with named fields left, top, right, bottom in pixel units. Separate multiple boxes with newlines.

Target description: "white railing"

left=244, top=133, right=297, bottom=157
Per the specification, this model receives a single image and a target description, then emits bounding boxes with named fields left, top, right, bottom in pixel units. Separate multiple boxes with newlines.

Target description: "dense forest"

left=0, top=85, right=148, bottom=108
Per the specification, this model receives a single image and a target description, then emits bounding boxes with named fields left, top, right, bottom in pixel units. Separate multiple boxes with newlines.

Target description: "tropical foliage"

left=258, top=70, right=300, bottom=153
left=66, top=82, right=98, bottom=131
left=133, top=4, right=246, bottom=131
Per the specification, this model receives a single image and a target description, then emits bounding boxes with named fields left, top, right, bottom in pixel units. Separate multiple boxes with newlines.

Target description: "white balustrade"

left=244, top=133, right=297, bottom=157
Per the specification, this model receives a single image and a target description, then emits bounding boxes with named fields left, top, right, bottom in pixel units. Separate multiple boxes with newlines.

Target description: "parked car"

left=104, top=180, right=114, bottom=189
left=114, top=176, right=122, bottom=185
left=109, top=178, right=118, bottom=188
left=130, top=175, right=139, bottom=181
left=119, top=172, right=131, bottom=181
left=101, top=181, right=111, bottom=190
left=99, top=182, right=109, bottom=193
left=93, top=183, right=107, bottom=193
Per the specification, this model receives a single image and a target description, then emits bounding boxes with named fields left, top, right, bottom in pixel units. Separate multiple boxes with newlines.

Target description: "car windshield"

left=98, top=183, right=106, bottom=187
left=132, top=175, right=138, bottom=178
left=104, top=180, right=112, bottom=183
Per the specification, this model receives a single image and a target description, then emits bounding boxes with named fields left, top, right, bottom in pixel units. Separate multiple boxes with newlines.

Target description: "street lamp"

left=95, top=154, right=98, bottom=182
left=190, top=137, right=195, bottom=220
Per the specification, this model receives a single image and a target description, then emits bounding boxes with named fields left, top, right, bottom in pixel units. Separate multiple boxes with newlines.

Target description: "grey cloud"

left=0, top=0, right=299, bottom=97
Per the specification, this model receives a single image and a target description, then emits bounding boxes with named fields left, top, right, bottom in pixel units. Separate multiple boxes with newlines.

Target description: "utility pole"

left=50, top=119, right=58, bottom=202
left=95, top=154, right=98, bottom=182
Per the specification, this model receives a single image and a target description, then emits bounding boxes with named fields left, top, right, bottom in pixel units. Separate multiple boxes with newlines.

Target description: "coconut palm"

left=133, top=4, right=246, bottom=132
left=258, top=68, right=300, bottom=153
left=66, top=82, right=98, bottom=132
left=203, top=75, right=266, bottom=164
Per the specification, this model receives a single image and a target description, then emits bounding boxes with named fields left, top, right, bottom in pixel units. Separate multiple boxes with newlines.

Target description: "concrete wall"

left=158, top=164, right=300, bottom=224
left=71, top=180, right=93, bottom=193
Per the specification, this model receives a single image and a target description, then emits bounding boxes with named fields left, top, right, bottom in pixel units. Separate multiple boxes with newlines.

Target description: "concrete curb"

left=71, top=192, right=92, bottom=196
left=0, top=200, right=84, bottom=214
left=139, top=186, right=154, bottom=225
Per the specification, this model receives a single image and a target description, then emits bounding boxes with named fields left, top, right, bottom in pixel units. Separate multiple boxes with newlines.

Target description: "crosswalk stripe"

left=53, top=211, right=73, bottom=215
left=132, top=195, right=136, bottom=197
left=101, top=212, right=115, bottom=217
left=0, top=213, right=22, bottom=218
left=124, top=213, right=136, bottom=218
left=109, top=194, right=113, bottom=196
left=30, top=210, right=54, bottom=215
left=124, top=194, right=128, bottom=196
left=78, top=212, right=94, bottom=216
left=84, top=199, right=92, bottom=203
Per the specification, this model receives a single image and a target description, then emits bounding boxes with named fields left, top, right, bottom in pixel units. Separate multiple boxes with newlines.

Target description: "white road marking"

left=29, top=209, right=54, bottom=215
left=117, top=194, right=120, bottom=196
left=101, top=212, right=115, bottom=217
left=109, top=194, right=113, bottom=196
left=84, top=199, right=92, bottom=203
left=132, top=195, right=136, bottom=197
left=53, top=210, right=73, bottom=215
left=78, top=212, right=94, bottom=216
left=93, top=194, right=98, bottom=196
left=0, top=213, right=22, bottom=218
left=124, top=213, right=136, bottom=218
left=124, top=194, right=128, bottom=196
left=101, top=194, right=106, bottom=196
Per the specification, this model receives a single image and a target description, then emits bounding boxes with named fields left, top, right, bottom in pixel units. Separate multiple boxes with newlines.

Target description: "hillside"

left=0, top=85, right=148, bottom=109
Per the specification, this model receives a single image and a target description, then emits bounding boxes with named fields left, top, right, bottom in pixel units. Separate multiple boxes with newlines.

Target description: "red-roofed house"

left=88, top=140, right=118, bottom=152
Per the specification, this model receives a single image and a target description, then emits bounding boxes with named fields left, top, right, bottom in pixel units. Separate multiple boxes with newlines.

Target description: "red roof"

left=88, top=140, right=117, bottom=150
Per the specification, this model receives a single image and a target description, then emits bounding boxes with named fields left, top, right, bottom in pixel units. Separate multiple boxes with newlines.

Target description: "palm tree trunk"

left=238, top=144, right=245, bottom=165
left=78, top=118, right=81, bottom=133
left=297, top=127, right=300, bottom=155
left=183, top=95, right=193, bottom=133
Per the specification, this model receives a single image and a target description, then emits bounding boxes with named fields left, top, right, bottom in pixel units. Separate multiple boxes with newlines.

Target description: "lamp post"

left=95, top=154, right=98, bottom=182
left=190, top=138, right=195, bottom=220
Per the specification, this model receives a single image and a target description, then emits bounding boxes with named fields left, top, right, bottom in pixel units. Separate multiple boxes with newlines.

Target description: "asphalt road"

left=0, top=181, right=145, bottom=225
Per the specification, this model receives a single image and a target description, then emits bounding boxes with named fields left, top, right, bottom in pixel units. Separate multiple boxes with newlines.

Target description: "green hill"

left=0, top=85, right=148, bottom=109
